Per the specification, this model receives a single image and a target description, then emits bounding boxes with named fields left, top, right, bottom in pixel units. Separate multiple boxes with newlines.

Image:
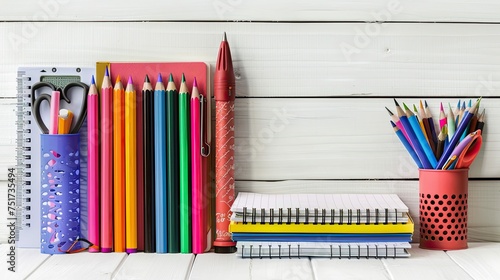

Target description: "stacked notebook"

left=229, top=192, right=414, bottom=258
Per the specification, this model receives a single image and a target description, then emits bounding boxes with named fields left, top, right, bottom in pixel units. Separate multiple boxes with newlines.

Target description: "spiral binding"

left=16, top=71, right=33, bottom=231
left=241, top=207, right=404, bottom=225
left=239, top=243, right=403, bottom=259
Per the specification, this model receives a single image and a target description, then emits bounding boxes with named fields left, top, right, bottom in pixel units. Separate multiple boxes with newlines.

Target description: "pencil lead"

left=128, top=76, right=133, bottom=85
left=116, top=75, right=121, bottom=83
left=144, top=74, right=150, bottom=83
left=393, top=98, right=400, bottom=107
left=105, top=66, right=109, bottom=77
left=193, top=77, right=198, bottom=87
left=390, top=120, right=396, bottom=127
left=403, top=103, right=410, bottom=111
left=413, top=104, right=419, bottom=113
left=440, top=102, right=444, bottom=112
left=169, top=73, right=174, bottom=82
left=419, top=100, right=424, bottom=110
left=91, top=75, right=95, bottom=85
left=157, top=73, right=163, bottom=83
left=385, top=107, right=394, bottom=115
left=461, top=101, right=466, bottom=110
left=456, top=100, right=461, bottom=109
left=181, top=73, right=186, bottom=83
left=468, top=99, right=472, bottom=108
left=223, top=32, right=227, bottom=41
left=425, top=100, right=429, bottom=108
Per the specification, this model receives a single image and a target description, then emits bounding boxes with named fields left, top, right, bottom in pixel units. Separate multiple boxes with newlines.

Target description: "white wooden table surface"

left=1, top=243, right=499, bottom=280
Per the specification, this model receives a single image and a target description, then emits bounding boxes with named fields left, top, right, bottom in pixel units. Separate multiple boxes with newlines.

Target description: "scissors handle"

left=32, top=93, right=52, bottom=134
left=63, top=82, right=89, bottom=134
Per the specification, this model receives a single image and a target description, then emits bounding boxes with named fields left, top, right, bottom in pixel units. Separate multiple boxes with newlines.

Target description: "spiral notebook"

left=231, top=193, right=410, bottom=224
left=237, top=242, right=411, bottom=258
left=16, top=66, right=93, bottom=248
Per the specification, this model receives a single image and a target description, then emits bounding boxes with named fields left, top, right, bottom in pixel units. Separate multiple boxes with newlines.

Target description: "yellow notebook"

left=230, top=214, right=414, bottom=234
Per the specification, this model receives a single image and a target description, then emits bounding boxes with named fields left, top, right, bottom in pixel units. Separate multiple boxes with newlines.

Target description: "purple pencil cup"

left=40, top=134, right=81, bottom=254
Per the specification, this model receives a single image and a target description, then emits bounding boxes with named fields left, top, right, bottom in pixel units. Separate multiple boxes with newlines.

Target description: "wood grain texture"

left=446, top=243, right=500, bottom=280
left=0, top=245, right=50, bottom=280
left=27, top=252, right=126, bottom=280
left=382, top=244, right=473, bottom=280
left=312, top=258, right=390, bottom=280
left=190, top=253, right=314, bottom=280
left=2, top=23, right=500, bottom=98
left=2, top=1, right=500, bottom=22
left=233, top=98, right=499, bottom=180
left=113, top=253, right=194, bottom=280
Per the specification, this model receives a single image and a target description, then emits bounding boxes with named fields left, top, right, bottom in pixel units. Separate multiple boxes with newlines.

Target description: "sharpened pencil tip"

left=144, top=74, right=150, bottom=83
left=116, top=75, right=121, bottom=83
left=223, top=32, right=227, bottom=41
left=91, top=75, right=95, bottom=85
left=440, top=102, right=444, bottom=111
left=128, top=76, right=133, bottom=85
left=390, top=121, right=396, bottom=127
left=181, top=73, right=186, bottom=83
left=425, top=100, right=429, bottom=108
left=193, top=77, right=198, bottom=87
left=157, top=73, right=163, bottom=83
left=393, top=98, right=400, bottom=107
left=169, top=73, right=174, bottom=82
left=403, top=103, right=410, bottom=111
left=385, top=107, right=394, bottom=115
left=105, top=66, right=109, bottom=77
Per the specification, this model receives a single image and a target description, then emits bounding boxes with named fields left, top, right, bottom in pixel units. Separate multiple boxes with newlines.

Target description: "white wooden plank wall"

left=0, top=1, right=499, bottom=279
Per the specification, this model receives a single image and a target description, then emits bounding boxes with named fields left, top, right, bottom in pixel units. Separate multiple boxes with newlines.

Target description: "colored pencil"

left=424, top=100, right=438, bottom=149
left=113, top=75, right=126, bottom=252
left=385, top=107, right=411, bottom=145
left=438, top=102, right=447, bottom=129
left=395, top=100, right=432, bottom=169
left=143, top=75, right=156, bottom=253
left=125, top=76, right=137, bottom=253
left=476, top=109, right=485, bottom=131
left=166, top=73, right=180, bottom=253
left=179, top=74, right=191, bottom=253
left=405, top=103, right=437, bottom=169
left=87, top=76, right=100, bottom=252
left=191, top=77, right=206, bottom=253
left=58, top=109, right=73, bottom=135
left=436, top=98, right=481, bottom=169
left=154, top=74, right=167, bottom=253
left=447, top=103, right=456, bottom=142
left=391, top=121, right=423, bottom=168
left=436, top=126, right=446, bottom=161
left=100, top=67, right=113, bottom=253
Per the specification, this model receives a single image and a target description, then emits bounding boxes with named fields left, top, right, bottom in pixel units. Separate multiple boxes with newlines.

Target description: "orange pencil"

left=113, top=75, right=126, bottom=252
left=125, top=76, right=138, bottom=253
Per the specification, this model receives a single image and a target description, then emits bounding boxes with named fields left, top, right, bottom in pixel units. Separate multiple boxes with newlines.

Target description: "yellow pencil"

left=125, top=76, right=137, bottom=253
left=58, top=109, right=73, bottom=134
left=113, top=75, right=126, bottom=252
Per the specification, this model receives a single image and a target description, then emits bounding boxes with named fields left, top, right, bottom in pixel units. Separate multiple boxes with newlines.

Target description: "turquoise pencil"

left=404, top=103, right=437, bottom=169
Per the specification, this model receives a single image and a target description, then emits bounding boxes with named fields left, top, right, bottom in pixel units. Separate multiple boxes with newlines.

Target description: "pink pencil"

left=49, top=91, right=60, bottom=134
left=101, top=67, right=114, bottom=253
left=87, top=76, right=100, bottom=252
left=191, top=78, right=205, bottom=253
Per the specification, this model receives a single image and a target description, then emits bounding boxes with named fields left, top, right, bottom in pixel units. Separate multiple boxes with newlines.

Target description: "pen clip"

left=200, top=95, right=210, bottom=157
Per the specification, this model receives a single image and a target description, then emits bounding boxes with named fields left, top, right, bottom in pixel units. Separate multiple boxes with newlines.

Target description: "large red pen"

left=214, top=32, right=237, bottom=253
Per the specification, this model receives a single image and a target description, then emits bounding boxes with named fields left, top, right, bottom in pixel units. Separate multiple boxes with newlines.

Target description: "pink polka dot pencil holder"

left=40, top=134, right=81, bottom=254
left=419, top=169, right=468, bottom=250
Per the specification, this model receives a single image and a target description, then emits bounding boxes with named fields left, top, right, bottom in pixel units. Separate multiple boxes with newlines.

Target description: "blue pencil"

left=394, top=99, right=432, bottom=169
left=404, top=103, right=438, bottom=169
left=436, top=98, right=481, bottom=169
left=391, top=121, right=423, bottom=168
left=154, top=73, right=167, bottom=253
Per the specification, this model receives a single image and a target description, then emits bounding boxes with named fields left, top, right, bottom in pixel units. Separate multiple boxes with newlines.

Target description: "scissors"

left=448, top=130, right=483, bottom=169
left=31, top=81, right=89, bottom=134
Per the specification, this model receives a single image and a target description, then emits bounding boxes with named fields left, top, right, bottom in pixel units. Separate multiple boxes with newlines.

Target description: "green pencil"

left=166, top=73, right=180, bottom=253
left=179, top=74, right=191, bottom=253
